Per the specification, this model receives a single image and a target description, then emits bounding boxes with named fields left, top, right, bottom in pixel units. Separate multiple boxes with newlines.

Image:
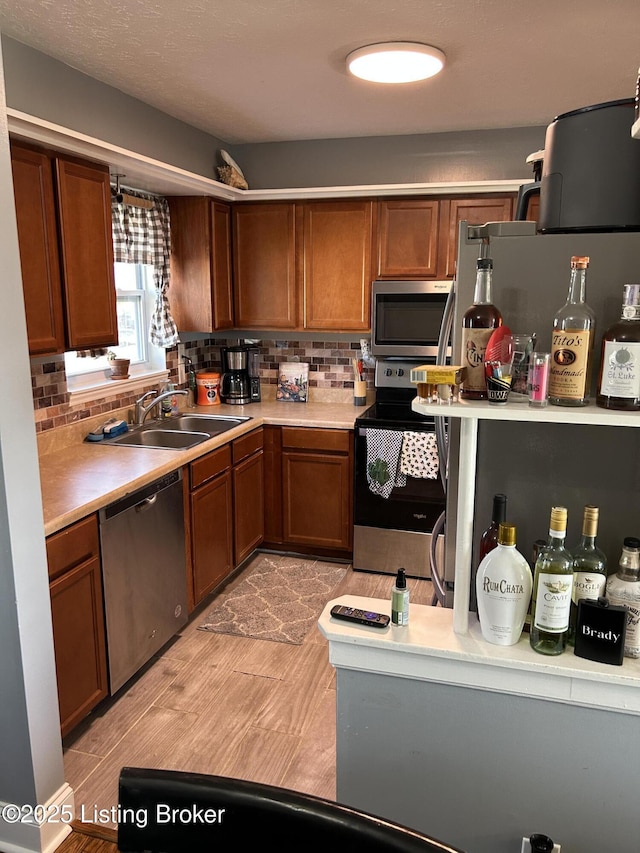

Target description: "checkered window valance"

left=111, top=189, right=179, bottom=347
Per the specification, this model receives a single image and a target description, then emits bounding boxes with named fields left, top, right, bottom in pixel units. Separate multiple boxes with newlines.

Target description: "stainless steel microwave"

left=371, top=280, right=452, bottom=359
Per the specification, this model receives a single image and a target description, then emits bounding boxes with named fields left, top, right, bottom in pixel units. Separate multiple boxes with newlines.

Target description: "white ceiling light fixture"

left=347, top=42, right=446, bottom=84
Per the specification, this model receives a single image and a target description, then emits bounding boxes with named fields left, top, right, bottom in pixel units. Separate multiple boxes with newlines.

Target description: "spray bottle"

left=392, top=568, right=410, bottom=626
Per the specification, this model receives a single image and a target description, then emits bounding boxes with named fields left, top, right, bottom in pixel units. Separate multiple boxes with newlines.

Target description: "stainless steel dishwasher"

left=99, top=469, right=188, bottom=693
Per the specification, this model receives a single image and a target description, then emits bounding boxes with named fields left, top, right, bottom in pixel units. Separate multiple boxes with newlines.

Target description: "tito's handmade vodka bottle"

left=548, top=256, right=596, bottom=406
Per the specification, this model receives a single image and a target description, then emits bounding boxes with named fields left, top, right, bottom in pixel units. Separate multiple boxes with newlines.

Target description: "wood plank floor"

left=60, top=556, right=434, bottom=847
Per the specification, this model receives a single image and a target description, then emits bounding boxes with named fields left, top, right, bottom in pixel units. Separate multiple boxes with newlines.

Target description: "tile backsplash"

left=31, top=337, right=372, bottom=434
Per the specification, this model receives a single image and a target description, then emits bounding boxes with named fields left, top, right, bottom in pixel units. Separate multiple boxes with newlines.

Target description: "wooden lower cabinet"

left=268, top=426, right=353, bottom=554
left=46, top=515, right=108, bottom=737
left=188, top=429, right=265, bottom=607
left=188, top=445, right=234, bottom=607
left=232, top=429, right=265, bottom=565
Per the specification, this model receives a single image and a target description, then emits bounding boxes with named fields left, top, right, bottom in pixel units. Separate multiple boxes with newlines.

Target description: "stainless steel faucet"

left=134, top=389, right=188, bottom=425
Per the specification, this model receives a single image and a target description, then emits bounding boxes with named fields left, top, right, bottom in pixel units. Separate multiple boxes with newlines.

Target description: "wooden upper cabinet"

left=233, top=203, right=298, bottom=329
left=10, top=144, right=66, bottom=355
left=54, top=156, right=118, bottom=350
left=168, top=197, right=234, bottom=332
left=441, top=195, right=515, bottom=277
left=302, top=200, right=373, bottom=331
left=377, top=199, right=440, bottom=279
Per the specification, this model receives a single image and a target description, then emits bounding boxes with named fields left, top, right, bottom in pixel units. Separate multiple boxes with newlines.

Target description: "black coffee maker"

left=220, top=346, right=251, bottom=404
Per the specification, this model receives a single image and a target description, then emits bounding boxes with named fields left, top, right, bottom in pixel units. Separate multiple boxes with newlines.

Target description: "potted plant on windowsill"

left=107, top=351, right=130, bottom=380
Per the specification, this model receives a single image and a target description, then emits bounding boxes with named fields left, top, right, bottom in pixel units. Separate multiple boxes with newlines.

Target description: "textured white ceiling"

left=0, top=0, right=639, bottom=144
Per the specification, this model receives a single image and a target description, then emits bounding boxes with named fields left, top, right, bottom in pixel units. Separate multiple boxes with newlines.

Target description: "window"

left=65, top=263, right=167, bottom=393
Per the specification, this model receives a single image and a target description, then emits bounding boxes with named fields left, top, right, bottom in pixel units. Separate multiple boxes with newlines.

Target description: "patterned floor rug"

left=198, top=553, right=348, bottom=644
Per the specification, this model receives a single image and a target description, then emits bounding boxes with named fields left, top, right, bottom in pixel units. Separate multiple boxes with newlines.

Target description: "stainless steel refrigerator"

left=440, top=221, right=640, bottom=608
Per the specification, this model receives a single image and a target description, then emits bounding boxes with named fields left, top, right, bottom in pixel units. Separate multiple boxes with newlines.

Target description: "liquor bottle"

left=460, top=258, right=502, bottom=400
left=473, top=493, right=507, bottom=617
left=606, top=537, right=640, bottom=659
left=476, top=522, right=532, bottom=646
left=596, top=284, right=640, bottom=410
left=548, top=256, right=596, bottom=407
left=568, top=505, right=607, bottom=645
left=530, top=506, right=573, bottom=655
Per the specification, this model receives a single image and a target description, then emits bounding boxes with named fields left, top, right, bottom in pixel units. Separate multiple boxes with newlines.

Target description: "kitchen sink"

left=163, top=414, right=252, bottom=434
left=107, top=429, right=212, bottom=450
left=102, top=413, right=252, bottom=450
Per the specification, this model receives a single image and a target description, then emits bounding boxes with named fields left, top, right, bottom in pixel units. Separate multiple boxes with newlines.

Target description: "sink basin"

left=107, top=429, right=211, bottom=450
left=102, top=413, right=252, bottom=449
left=167, top=414, right=251, bottom=434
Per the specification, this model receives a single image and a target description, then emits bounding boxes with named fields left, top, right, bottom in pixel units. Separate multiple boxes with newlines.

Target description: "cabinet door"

left=282, top=450, right=352, bottom=550
left=441, top=195, right=515, bottom=278
left=233, top=203, right=298, bottom=329
left=211, top=201, right=234, bottom=330
left=190, top=470, right=233, bottom=604
left=47, top=515, right=108, bottom=737
left=54, top=157, right=118, bottom=349
left=169, top=197, right=234, bottom=332
left=233, top=450, right=264, bottom=566
left=10, top=144, right=65, bottom=355
left=377, top=199, right=440, bottom=278
left=302, top=201, right=373, bottom=331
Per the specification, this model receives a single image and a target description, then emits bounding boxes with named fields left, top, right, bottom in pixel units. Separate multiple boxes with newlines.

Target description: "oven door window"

left=374, top=292, right=446, bottom=349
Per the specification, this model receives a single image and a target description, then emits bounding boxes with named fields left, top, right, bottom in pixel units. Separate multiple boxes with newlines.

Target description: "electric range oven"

left=353, top=358, right=448, bottom=585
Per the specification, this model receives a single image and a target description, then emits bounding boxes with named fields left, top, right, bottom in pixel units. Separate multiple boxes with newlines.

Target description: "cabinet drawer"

left=232, top=427, right=263, bottom=464
left=281, top=427, right=350, bottom=453
left=46, top=515, right=99, bottom=580
left=190, top=444, right=232, bottom=489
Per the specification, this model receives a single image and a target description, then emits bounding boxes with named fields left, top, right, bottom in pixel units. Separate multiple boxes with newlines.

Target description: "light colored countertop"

left=318, top=594, right=640, bottom=716
left=39, top=398, right=364, bottom=536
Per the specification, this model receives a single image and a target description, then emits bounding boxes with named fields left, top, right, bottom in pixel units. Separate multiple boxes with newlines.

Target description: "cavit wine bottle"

left=460, top=257, right=502, bottom=400
left=530, top=506, right=573, bottom=655
left=596, top=284, right=640, bottom=410
left=568, top=505, right=607, bottom=645
left=548, top=256, right=596, bottom=407
left=476, top=522, right=532, bottom=646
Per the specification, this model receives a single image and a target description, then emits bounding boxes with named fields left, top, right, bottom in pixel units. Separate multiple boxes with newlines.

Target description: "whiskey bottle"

left=473, top=493, right=507, bottom=617
left=460, top=258, right=502, bottom=400
left=568, top=505, right=607, bottom=645
left=548, top=256, right=596, bottom=406
left=596, top=284, right=640, bottom=410
left=606, top=537, right=640, bottom=659
left=530, top=506, right=573, bottom=655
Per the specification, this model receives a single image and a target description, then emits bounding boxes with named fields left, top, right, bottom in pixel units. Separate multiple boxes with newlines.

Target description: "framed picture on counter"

left=277, top=362, right=309, bottom=403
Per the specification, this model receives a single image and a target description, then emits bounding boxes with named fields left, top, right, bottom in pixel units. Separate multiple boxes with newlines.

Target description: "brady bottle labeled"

left=597, top=283, right=640, bottom=410
left=569, top=505, right=607, bottom=645
left=548, top=256, right=596, bottom=406
left=476, top=522, right=532, bottom=646
left=606, top=537, right=640, bottom=658
left=460, top=257, right=502, bottom=400
left=530, top=506, right=573, bottom=655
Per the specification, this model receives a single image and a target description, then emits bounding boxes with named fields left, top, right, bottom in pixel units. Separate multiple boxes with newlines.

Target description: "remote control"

left=330, top=604, right=390, bottom=628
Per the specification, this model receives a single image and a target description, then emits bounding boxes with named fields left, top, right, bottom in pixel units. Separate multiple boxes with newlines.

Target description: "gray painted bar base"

left=319, top=595, right=640, bottom=853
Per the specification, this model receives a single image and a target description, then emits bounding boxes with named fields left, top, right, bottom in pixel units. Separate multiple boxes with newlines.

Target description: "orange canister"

left=196, top=371, right=221, bottom=405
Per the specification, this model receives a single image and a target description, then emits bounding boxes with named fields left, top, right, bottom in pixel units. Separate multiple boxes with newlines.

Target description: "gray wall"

left=1, top=36, right=227, bottom=181
left=337, top=668, right=640, bottom=853
left=228, top=126, right=546, bottom=189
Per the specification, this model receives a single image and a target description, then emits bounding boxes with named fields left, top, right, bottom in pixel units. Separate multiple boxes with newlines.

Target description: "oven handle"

left=429, top=509, right=447, bottom=606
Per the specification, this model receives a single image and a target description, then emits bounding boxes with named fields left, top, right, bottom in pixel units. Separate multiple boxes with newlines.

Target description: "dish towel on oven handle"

left=399, top=431, right=440, bottom=480
left=365, top=428, right=407, bottom=499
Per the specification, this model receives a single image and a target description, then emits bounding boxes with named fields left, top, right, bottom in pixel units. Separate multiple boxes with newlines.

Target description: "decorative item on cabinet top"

left=217, top=150, right=249, bottom=189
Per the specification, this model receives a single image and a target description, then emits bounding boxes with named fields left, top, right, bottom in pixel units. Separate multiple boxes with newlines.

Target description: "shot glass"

left=528, top=352, right=550, bottom=407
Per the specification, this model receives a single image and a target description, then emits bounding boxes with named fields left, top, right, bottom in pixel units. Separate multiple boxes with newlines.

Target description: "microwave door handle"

left=429, top=509, right=447, bottom=606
